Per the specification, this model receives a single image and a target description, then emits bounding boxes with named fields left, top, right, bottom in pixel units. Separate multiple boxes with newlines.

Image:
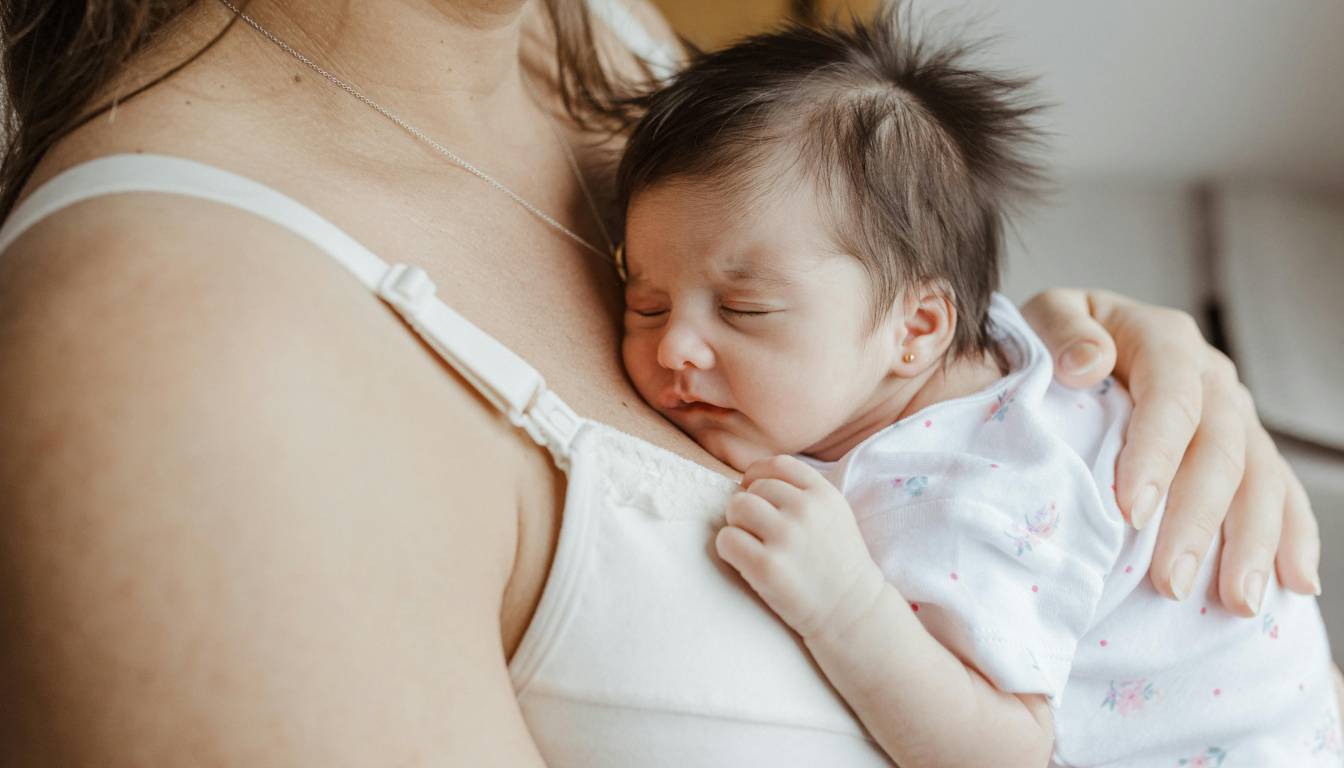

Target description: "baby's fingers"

left=741, top=454, right=823, bottom=492
left=715, top=524, right=768, bottom=577
left=726, top=492, right=790, bottom=544
left=744, top=478, right=806, bottom=512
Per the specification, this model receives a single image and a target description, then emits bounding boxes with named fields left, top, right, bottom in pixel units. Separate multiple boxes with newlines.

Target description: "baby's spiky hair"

left=617, top=6, right=1046, bottom=357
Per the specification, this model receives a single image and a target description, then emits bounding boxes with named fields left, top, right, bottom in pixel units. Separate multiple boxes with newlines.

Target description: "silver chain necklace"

left=217, top=0, right=615, bottom=264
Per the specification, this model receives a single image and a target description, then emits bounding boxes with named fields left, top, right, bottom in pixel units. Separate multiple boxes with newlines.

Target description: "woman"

left=0, top=0, right=1327, bottom=764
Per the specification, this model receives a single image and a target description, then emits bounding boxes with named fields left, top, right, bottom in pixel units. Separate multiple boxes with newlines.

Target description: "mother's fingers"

left=1276, top=456, right=1323, bottom=596
left=1113, top=312, right=1210, bottom=532
left=1020, top=288, right=1118, bottom=389
left=1213, top=411, right=1284, bottom=616
left=1146, top=355, right=1245, bottom=600
left=1025, top=290, right=1325, bottom=612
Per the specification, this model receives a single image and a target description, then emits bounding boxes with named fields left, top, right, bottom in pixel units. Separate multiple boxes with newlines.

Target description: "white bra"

left=0, top=17, right=893, bottom=768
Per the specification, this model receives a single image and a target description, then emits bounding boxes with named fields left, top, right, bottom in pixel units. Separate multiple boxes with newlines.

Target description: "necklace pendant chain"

left=216, top=0, right=616, bottom=264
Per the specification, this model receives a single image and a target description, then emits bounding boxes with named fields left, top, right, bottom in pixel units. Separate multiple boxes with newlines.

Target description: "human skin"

left=621, top=177, right=1003, bottom=471
left=0, top=0, right=1327, bottom=764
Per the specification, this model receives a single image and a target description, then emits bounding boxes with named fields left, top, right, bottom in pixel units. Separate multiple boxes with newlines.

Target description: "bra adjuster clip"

left=378, top=263, right=436, bottom=316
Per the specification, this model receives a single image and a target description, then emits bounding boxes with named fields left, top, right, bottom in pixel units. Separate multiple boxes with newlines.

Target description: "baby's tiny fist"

left=715, top=460, right=884, bottom=640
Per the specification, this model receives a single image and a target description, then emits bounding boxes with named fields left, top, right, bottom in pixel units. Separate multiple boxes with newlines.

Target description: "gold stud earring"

left=613, top=242, right=628, bottom=282
left=902, top=352, right=916, bottom=364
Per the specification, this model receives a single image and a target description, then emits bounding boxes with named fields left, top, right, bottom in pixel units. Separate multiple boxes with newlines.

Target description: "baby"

left=615, top=12, right=1341, bottom=768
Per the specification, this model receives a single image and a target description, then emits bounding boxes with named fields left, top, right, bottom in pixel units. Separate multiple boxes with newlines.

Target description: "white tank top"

left=1, top=170, right=890, bottom=766
left=0, top=8, right=893, bottom=762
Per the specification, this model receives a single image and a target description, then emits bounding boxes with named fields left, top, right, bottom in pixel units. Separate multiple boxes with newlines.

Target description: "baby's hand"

left=716, top=455, right=886, bottom=641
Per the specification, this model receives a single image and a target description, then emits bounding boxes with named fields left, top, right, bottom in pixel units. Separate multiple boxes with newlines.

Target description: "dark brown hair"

left=0, top=0, right=648, bottom=220
left=617, top=7, right=1045, bottom=357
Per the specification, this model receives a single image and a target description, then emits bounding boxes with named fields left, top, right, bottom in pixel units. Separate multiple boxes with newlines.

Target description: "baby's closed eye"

left=720, top=305, right=780, bottom=318
left=629, top=307, right=668, bottom=318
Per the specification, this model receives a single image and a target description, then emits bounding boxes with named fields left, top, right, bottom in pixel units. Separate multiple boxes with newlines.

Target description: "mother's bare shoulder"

left=0, top=194, right=546, bottom=765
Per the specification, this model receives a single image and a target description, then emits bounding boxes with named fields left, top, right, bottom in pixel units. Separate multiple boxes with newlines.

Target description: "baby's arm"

left=716, top=456, right=1053, bottom=768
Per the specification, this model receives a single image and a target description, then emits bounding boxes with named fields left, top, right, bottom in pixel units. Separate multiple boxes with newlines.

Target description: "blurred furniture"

left=1215, top=186, right=1344, bottom=451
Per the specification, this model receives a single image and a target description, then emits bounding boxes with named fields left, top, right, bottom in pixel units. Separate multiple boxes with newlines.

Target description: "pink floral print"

left=891, top=475, right=929, bottom=498
left=1006, top=502, right=1060, bottom=557
left=1101, top=678, right=1157, bottom=716
left=1312, top=711, right=1343, bottom=757
left=985, top=387, right=1018, bottom=423
left=1262, top=614, right=1280, bottom=639
left=1177, top=746, right=1227, bottom=766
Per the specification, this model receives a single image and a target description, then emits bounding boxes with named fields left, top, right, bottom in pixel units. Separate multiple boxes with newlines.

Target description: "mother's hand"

left=1021, top=289, right=1322, bottom=616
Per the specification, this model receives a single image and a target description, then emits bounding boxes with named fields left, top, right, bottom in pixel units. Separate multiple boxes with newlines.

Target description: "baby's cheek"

left=621, top=335, right=658, bottom=394
left=752, top=378, right=829, bottom=446
left=618, top=331, right=638, bottom=368
left=775, top=378, right=813, bottom=411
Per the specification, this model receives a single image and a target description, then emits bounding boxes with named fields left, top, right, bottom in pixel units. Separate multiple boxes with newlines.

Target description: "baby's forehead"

left=619, top=121, right=877, bottom=302
left=625, top=173, right=838, bottom=281
left=712, top=259, right=799, bottom=287
left=625, top=255, right=794, bottom=287
left=625, top=241, right=842, bottom=293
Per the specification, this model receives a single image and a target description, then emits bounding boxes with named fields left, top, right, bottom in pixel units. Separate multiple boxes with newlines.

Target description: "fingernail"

left=1244, top=571, right=1266, bottom=615
left=1131, top=484, right=1159, bottom=530
left=1312, top=573, right=1323, bottom=597
left=1171, top=552, right=1198, bottom=601
left=1059, top=341, right=1102, bottom=376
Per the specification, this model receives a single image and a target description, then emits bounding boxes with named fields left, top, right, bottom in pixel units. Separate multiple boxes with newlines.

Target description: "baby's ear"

left=893, top=288, right=957, bottom=374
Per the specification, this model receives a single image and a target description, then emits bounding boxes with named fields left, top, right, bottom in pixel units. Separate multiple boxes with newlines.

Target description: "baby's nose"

left=657, top=323, right=715, bottom=371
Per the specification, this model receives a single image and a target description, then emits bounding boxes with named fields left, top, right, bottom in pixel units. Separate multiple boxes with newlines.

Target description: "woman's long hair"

left=0, top=0, right=648, bottom=220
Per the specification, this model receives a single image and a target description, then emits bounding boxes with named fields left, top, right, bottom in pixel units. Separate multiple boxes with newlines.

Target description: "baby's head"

left=617, top=11, right=1043, bottom=471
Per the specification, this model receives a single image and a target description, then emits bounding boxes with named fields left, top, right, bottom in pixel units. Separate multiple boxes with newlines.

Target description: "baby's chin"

left=689, top=425, right=779, bottom=474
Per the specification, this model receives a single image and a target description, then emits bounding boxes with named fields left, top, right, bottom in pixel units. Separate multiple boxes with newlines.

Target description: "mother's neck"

left=239, top=0, right=534, bottom=107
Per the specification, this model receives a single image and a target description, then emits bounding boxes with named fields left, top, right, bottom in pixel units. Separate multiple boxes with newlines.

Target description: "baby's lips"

left=656, top=391, right=687, bottom=410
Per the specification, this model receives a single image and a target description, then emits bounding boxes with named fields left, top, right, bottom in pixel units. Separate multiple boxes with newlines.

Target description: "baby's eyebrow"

left=719, top=265, right=794, bottom=287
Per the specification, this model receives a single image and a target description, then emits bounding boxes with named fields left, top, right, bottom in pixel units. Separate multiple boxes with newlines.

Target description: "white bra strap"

left=584, top=0, right=681, bottom=81
left=0, top=154, right=583, bottom=467
left=377, top=263, right=582, bottom=465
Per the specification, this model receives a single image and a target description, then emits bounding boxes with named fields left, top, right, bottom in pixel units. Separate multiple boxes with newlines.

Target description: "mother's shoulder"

left=0, top=186, right=372, bottom=353
left=0, top=186, right=561, bottom=766
left=0, top=188, right=530, bottom=528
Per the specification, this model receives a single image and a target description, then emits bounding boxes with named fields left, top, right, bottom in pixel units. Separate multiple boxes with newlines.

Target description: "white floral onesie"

left=806, top=295, right=1341, bottom=767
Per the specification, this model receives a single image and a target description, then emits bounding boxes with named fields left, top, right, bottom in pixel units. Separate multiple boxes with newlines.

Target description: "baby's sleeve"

left=858, top=474, right=1127, bottom=704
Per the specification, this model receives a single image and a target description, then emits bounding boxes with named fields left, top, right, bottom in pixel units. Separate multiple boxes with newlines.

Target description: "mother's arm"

left=0, top=198, right=546, bottom=766
left=1021, top=289, right=1320, bottom=615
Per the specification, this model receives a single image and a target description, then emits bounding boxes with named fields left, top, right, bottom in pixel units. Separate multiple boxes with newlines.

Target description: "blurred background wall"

left=650, top=0, right=1344, bottom=657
